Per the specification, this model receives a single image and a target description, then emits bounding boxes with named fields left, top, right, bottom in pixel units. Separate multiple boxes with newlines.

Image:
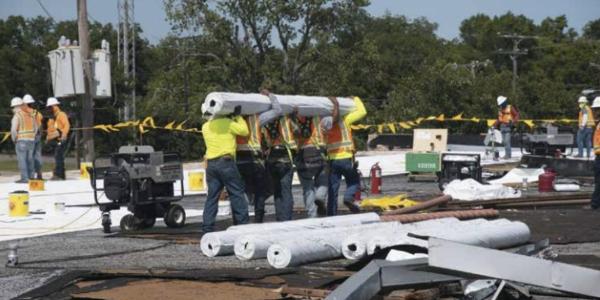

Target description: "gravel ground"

left=0, top=174, right=598, bottom=299
left=0, top=174, right=432, bottom=298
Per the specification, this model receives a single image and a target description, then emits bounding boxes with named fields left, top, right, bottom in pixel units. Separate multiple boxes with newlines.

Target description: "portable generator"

left=89, top=145, right=186, bottom=233
left=437, top=153, right=482, bottom=191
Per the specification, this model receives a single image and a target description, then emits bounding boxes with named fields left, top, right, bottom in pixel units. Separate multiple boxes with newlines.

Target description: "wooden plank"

left=281, top=286, right=330, bottom=299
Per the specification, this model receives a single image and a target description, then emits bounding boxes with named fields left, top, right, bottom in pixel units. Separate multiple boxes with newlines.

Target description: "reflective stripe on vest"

left=16, top=110, right=35, bottom=140
left=275, top=116, right=297, bottom=149
left=498, top=105, right=513, bottom=124
left=311, top=116, right=325, bottom=147
left=579, top=106, right=595, bottom=127
left=236, top=114, right=262, bottom=152
left=326, top=120, right=354, bottom=154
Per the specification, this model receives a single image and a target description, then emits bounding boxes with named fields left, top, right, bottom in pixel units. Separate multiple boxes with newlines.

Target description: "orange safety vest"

left=47, top=110, right=69, bottom=141
left=236, top=114, right=262, bottom=153
left=579, top=105, right=595, bottom=127
left=498, top=104, right=513, bottom=124
left=326, top=119, right=354, bottom=156
left=264, top=116, right=297, bottom=150
left=15, top=110, right=36, bottom=140
left=297, top=116, right=325, bottom=148
left=594, top=123, right=600, bottom=155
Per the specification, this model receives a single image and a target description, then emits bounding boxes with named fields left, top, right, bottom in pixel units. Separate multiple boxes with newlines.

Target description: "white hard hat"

left=11, top=97, right=23, bottom=107
left=592, top=97, right=600, bottom=108
left=46, top=97, right=60, bottom=107
left=497, top=95, right=507, bottom=106
left=578, top=96, right=588, bottom=104
left=23, top=94, right=35, bottom=104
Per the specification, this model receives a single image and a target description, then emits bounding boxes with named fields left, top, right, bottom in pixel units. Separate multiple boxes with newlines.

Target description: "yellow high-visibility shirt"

left=327, top=97, right=367, bottom=160
left=202, top=116, right=249, bottom=160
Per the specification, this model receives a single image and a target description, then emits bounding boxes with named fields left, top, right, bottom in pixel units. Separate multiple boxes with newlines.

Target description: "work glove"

left=229, top=105, right=242, bottom=118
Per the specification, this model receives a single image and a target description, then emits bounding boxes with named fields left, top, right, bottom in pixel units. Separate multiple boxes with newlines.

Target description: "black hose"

left=9, top=241, right=173, bottom=267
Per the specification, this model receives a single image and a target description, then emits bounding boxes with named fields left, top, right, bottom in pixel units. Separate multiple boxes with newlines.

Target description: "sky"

left=1, top=0, right=599, bottom=44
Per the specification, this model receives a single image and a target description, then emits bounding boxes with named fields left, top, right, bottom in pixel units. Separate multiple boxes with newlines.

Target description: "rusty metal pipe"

left=382, top=195, right=452, bottom=215
left=381, top=209, right=499, bottom=223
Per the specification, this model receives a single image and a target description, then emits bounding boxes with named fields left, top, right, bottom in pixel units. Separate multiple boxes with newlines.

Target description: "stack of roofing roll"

left=200, top=215, right=531, bottom=270
left=200, top=213, right=380, bottom=257
left=201, top=92, right=357, bottom=117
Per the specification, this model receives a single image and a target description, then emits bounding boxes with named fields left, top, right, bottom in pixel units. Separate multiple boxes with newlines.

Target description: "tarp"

left=487, top=167, right=545, bottom=185
left=443, top=178, right=521, bottom=201
left=201, top=92, right=356, bottom=117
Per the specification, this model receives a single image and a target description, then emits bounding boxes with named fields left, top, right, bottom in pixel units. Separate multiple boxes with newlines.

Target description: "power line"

left=36, top=0, right=55, bottom=21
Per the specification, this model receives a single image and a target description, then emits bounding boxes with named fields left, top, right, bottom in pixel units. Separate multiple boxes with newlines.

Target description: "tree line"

left=1, top=0, right=599, bottom=159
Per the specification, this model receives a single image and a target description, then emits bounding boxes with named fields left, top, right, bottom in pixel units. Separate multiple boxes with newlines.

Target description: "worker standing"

left=23, top=94, right=44, bottom=179
left=201, top=105, right=250, bottom=232
left=11, top=97, right=36, bottom=183
left=493, top=96, right=519, bottom=159
left=322, top=96, right=367, bottom=215
left=236, top=90, right=281, bottom=223
left=291, top=108, right=328, bottom=217
left=46, top=97, right=70, bottom=180
left=263, top=91, right=297, bottom=221
left=590, top=97, right=600, bottom=209
left=577, top=96, right=594, bottom=158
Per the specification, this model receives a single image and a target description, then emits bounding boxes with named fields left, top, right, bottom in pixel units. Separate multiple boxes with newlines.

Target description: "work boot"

left=343, top=201, right=361, bottom=213
left=314, top=199, right=326, bottom=216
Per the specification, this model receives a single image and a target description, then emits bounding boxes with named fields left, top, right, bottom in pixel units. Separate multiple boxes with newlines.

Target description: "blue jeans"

left=33, top=137, right=42, bottom=175
left=295, top=148, right=327, bottom=218
left=577, top=127, right=593, bottom=158
left=327, top=158, right=360, bottom=216
left=500, top=124, right=512, bottom=158
left=15, top=140, right=35, bottom=181
left=203, top=157, right=249, bottom=232
left=267, top=161, right=294, bottom=221
left=592, top=156, right=600, bottom=209
left=237, top=154, right=269, bottom=223
left=53, top=140, right=66, bottom=179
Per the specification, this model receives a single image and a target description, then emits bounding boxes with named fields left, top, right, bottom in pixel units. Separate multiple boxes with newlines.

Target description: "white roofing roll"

left=266, top=222, right=399, bottom=269
left=201, top=92, right=357, bottom=117
left=226, top=213, right=380, bottom=233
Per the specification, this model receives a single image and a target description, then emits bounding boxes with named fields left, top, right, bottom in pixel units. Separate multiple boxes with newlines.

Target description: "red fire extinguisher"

left=370, top=162, right=382, bottom=195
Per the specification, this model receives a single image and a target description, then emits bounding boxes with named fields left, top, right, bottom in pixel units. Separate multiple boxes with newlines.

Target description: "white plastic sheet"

left=487, top=168, right=544, bottom=185
left=201, top=92, right=356, bottom=117
left=443, top=178, right=521, bottom=201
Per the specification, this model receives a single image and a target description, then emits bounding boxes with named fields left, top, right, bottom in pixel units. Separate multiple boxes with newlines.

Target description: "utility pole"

left=497, top=34, right=537, bottom=97
left=118, top=0, right=136, bottom=121
left=77, top=0, right=94, bottom=162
